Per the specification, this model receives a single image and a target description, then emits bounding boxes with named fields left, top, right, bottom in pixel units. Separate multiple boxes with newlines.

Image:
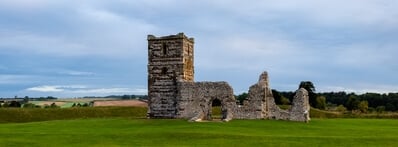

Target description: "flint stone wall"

left=176, top=81, right=236, bottom=122
left=147, top=33, right=194, bottom=118
left=147, top=33, right=310, bottom=122
left=234, top=72, right=310, bottom=122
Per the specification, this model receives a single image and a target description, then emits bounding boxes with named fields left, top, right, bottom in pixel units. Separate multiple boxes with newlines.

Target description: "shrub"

left=82, top=103, right=89, bottom=107
left=23, top=103, right=38, bottom=108
left=358, top=101, right=368, bottom=113
left=336, top=105, right=347, bottom=112
left=8, top=101, right=21, bottom=108
left=2, top=103, right=9, bottom=108
left=315, top=96, right=326, bottom=110
left=376, top=106, right=385, bottom=113
left=43, top=104, right=50, bottom=108
left=368, top=107, right=375, bottom=113
left=50, top=103, right=60, bottom=108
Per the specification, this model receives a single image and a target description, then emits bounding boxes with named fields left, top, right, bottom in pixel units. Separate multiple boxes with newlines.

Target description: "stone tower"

left=147, top=33, right=194, bottom=118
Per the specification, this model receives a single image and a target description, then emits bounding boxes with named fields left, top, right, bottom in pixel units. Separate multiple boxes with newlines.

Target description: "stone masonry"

left=147, top=33, right=194, bottom=118
left=176, top=81, right=236, bottom=122
left=234, top=72, right=310, bottom=122
left=147, top=33, right=310, bottom=122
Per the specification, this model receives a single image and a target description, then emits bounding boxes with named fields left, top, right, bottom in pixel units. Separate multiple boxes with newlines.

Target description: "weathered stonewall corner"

left=147, top=33, right=310, bottom=122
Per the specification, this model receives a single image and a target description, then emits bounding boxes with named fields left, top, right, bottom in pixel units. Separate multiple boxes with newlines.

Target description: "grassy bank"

left=310, top=108, right=398, bottom=119
left=2, top=106, right=398, bottom=123
left=0, top=107, right=147, bottom=123
left=0, top=118, right=397, bottom=146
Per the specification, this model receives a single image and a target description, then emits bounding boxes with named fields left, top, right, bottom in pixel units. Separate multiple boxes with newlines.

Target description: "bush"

left=280, top=96, right=290, bottom=105
left=368, top=107, right=375, bottom=113
left=8, top=101, right=21, bottom=108
left=358, top=101, right=368, bottom=113
left=23, top=103, right=38, bottom=108
left=376, top=106, right=385, bottom=113
left=336, top=105, right=347, bottom=112
left=50, top=103, right=60, bottom=108
left=315, top=96, right=326, bottom=110
left=2, top=103, right=9, bottom=108
left=43, top=104, right=50, bottom=108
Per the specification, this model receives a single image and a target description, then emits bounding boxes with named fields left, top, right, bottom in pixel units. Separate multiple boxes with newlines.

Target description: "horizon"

left=1, top=1, right=397, bottom=98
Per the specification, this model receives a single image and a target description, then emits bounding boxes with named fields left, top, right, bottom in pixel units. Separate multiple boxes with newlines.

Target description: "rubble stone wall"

left=147, top=33, right=310, bottom=122
left=147, top=33, right=194, bottom=118
left=176, top=81, right=236, bottom=122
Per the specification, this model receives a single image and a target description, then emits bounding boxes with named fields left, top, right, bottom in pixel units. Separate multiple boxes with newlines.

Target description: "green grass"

left=0, top=107, right=146, bottom=123
left=0, top=118, right=397, bottom=146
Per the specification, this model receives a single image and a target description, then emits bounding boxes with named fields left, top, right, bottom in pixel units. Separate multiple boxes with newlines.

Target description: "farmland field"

left=0, top=118, right=397, bottom=146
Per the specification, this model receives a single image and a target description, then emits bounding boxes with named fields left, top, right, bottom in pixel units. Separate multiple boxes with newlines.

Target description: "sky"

left=0, top=0, right=397, bottom=98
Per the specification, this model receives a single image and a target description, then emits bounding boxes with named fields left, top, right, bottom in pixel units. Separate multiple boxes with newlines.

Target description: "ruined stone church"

left=147, top=33, right=310, bottom=122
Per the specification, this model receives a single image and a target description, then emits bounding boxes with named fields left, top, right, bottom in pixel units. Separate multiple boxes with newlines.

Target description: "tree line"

left=236, top=81, right=398, bottom=112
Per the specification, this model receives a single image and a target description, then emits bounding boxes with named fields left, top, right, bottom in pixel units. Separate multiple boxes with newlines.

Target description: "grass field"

left=0, top=118, right=397, bottom=146
left=0, top=107, right=146, bottom=123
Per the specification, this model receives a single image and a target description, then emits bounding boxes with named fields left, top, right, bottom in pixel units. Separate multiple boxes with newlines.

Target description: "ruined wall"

left=234, top=72, right=310, bottom=122
left=289, top=88, right=310, bottom=122
left=176, top=81, right=236, bottom=122
left=234, top=72, right=288, bottom=120
left=147, top=33, right=310, bottom=122
left=147, top=33, right=194, bottom=118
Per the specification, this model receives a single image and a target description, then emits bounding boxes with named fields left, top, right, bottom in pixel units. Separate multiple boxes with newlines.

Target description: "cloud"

left=60, top=71, right=95, bottom=76
left=1, top=0, right=397, bottom=96
left=72, top=88, right=146, bottom=94
left=0, top=0, right=52, bottom=11
left=0, top=2, right=157, bottom=58
left=26, top=85, right=65, bottom=92
left=333, top=43, right=398, bottom=68
left=0, top=30, right=89, bottom=56
left=319, top=84, right=398, bottom=94
left=201, top=0, right=398, bottom=30
left=0, top=74, right=35, bottom=84
left=25, top=85, right=147, bottom=96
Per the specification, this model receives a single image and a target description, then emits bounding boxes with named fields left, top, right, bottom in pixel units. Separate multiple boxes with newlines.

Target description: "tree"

left=280, top=96, right=290, bottom=105
left=346, top=95, right=360, bottom=111
left=299, top=81, right=317, bottom=107
left=315, top=96, right=326, bottom=110
left=272, top=90, right=282, bottom=105
left=9, top=101, right=21, bottom=108
left=236, top=93, right=248, bottom=105
left=358, top=100, right=368, bottom=113
left=23, top=96, right=29, bottom=104
left=386, top=103, right=396, bottom=111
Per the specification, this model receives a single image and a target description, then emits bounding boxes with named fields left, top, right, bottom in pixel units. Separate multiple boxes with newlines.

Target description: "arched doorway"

left=210, top=98, right=222, bottom=120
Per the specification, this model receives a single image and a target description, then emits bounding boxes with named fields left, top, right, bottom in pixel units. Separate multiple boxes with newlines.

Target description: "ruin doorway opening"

left=210, top=98, right=222, bottom=120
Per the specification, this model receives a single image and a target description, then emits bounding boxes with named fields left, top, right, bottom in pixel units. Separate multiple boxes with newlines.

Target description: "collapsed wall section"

left=234, top=72, right=310, bottom=122
left=176, top=81, right=236, bottom=122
